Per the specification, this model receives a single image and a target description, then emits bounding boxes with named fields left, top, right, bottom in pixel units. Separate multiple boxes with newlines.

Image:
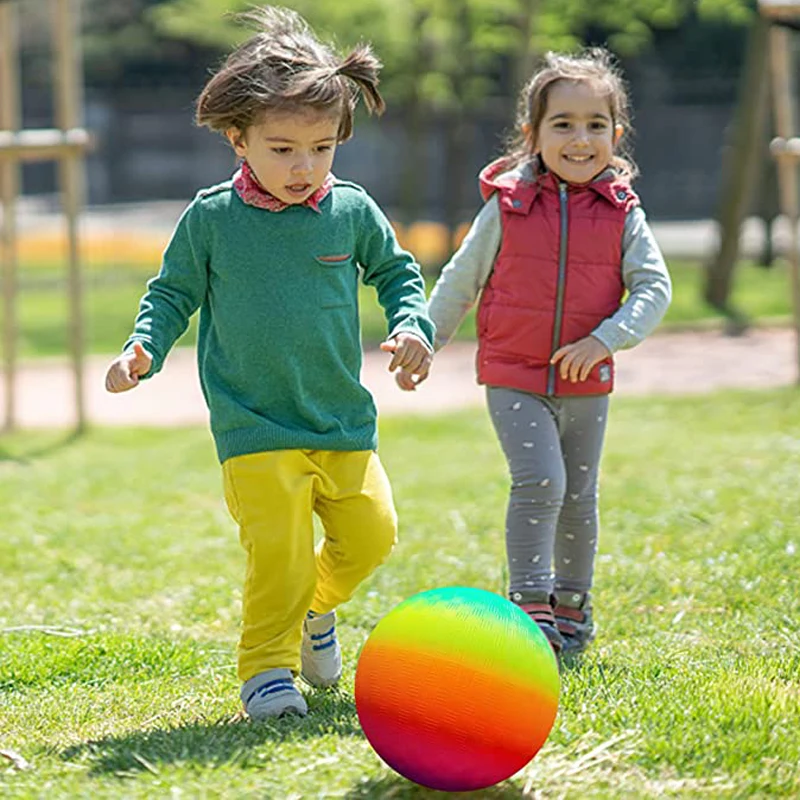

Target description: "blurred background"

left=2, top=0, right=800, bottom=360
left=17, top=0, right=768, bottom=220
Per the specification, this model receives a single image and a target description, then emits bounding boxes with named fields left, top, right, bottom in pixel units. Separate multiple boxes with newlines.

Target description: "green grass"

left=1, top=390, right=800, bottom=797
left=4, top=258, right=794, bottom=359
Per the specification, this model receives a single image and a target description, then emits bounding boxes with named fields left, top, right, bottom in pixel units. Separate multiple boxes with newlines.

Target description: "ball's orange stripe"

left=356, top=645, right=558, bottom=750
left=358, top=638, right=559, bottom=705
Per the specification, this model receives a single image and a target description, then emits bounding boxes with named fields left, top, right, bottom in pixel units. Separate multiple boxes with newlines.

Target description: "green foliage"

left=1, top=391, right=800, bottom=796
left=147, top=0, right=753, bottom=110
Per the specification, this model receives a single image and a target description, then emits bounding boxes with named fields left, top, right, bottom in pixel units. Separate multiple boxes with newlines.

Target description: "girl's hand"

left=104, top=342, right=153, bottom=393
left=550, top=336, right=611, bottom=383
left=380, top=333, right=432, bottom=375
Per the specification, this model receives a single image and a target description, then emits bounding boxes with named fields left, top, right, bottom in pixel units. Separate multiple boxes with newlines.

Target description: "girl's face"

left=533, top=80, right=622, bottom=185
left=227, top=111, right=339, bottom=204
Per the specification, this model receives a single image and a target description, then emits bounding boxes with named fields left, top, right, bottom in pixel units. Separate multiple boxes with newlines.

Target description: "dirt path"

left=1, top=328, right=796, bottom=428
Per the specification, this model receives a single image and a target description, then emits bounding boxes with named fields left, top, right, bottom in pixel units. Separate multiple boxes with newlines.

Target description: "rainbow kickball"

left=354, top=586, right=560, bottom=792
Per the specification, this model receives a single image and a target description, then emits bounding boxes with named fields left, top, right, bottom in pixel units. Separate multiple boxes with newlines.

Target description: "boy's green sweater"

left=125, top=179, right=435, bottom=463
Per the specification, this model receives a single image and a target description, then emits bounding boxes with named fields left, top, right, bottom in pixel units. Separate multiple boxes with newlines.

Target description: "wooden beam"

left=0, top=128, right=92, bottom=162
left=770, top=136, right=800, bottom=160
left=0, top=0, right=20, bottom=432
left=759, top=0, right=800, bottom=20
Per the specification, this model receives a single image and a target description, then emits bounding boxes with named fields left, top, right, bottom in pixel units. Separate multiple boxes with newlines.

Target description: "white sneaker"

left=301, top=610, right=342, bottom=688
left=241, top=669, right=307, bottom=719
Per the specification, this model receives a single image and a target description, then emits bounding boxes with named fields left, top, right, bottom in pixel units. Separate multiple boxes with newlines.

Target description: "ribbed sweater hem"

left=215, top=426, right=378, bottom=463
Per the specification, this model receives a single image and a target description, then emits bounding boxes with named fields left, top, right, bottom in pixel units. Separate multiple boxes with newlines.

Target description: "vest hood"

left=478, top=157, right=638, bottom=214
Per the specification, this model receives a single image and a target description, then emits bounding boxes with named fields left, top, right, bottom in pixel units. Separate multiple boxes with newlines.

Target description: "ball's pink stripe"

left=361, top=710, right=544, bottom=792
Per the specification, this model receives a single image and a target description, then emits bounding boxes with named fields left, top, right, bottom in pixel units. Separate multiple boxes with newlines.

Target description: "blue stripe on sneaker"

left=310, top=627, right=335, bottom=640
left=245, top=679, right=295, bottom=704
left=260, top=678, right=294, bottom=691
left=312, top=639, right=337, bottom=651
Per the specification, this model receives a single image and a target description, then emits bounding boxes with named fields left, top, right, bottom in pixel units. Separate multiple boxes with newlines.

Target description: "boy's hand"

left=380, top=333, right=432, bottom=376
left=105, top=342, right=153, bottom=393
left=550, top=336, right=611, bottom=383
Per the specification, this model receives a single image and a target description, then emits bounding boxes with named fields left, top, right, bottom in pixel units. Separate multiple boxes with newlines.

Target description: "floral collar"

left=232, top=160, right=335, bottom=212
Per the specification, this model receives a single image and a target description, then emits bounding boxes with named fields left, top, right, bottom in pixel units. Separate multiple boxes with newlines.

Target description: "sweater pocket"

left=314, top=253, right=357, bottom=309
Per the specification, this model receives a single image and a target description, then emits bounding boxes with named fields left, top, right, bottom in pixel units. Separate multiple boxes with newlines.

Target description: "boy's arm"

left=428, top=195, right=501, bottom=349
left=357, top=194, right=435, bottom=350
left=591, top=206, right=672, bottom=353
left=122, top=201, right=210, bottom=378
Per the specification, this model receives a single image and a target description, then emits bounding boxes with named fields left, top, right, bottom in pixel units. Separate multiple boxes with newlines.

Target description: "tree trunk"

left=512, top=0, right=540, bottom=97
left=399, top=96, right=426, bottom=225
left=398, top=8, right=430, bottom=225
left=440, top=0, right=472, bottom=260
left=704, top=15, right=771, bottom=326
left=442, top=110, right=470, bottom=253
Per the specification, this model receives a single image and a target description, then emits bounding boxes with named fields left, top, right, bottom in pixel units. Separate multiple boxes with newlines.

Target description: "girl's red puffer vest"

left=476, top=158, right=639, bottom=397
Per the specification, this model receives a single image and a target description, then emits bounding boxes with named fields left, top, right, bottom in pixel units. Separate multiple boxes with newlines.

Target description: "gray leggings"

left=486, top=386, right=609, bottom=598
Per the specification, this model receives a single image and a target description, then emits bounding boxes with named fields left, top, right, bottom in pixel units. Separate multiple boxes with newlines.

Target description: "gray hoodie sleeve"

left=592, top=206, right=672, bottom=353
left=428, top=195, right=502, bottom=349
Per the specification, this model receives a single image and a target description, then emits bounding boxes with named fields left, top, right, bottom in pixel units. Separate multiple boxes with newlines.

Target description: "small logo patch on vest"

left=599, top=364, right=611, bottom=382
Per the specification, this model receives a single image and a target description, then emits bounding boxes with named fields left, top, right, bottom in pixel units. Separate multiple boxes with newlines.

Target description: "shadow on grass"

left=344, top=775, right=529, bottom=799
left=60, top=689, right=360, bottom=777
left=0, top=430, right=83, bottom=462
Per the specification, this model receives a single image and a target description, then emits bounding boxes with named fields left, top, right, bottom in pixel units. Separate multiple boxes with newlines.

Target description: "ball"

left=354, top=586, right=560, bottom=792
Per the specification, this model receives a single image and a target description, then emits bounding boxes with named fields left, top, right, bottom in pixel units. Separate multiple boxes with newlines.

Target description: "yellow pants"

left=222, top=449, right=397, bottom=682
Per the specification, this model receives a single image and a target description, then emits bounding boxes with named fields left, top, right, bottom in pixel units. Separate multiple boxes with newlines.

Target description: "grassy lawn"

left=1, top=390, right=800, bottom=797
left=4, top=257, right=794, bottom=359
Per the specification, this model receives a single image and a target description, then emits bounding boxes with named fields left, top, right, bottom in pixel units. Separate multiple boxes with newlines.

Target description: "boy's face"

left=533, top=80, right=621, bottom=185
left=227, top=111, right=339, bottom=204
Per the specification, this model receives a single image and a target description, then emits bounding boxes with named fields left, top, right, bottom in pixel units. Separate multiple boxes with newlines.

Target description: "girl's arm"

left=428, top=195, right=502, bottom=349
left=591, top=206, right=672, bottom=353
left=122, top=200, right=210, bottom=378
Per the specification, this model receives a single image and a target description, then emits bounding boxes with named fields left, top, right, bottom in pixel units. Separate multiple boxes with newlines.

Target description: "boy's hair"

left=505, top=48, right=637, bottom=181
left=195, top=6, right=385, bottom=142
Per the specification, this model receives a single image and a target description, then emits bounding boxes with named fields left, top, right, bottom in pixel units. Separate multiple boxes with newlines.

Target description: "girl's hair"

left=505, top=48, right=637, bottom=181
left=195, top=6, right=385, bottom=142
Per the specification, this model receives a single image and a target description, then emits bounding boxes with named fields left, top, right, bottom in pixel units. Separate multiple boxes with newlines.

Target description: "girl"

left=105, top=6, right=434, bottom=719
left=399, top=49, right=671, bottom=655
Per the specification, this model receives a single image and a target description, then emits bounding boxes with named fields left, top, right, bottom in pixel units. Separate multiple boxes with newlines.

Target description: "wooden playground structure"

left=760, top=1, right=800, bottom=381
left=0, top=0, right=89, bottom=432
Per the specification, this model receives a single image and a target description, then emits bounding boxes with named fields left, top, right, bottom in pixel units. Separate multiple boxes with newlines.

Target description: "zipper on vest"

left=547, top=182, right=569, bottom=395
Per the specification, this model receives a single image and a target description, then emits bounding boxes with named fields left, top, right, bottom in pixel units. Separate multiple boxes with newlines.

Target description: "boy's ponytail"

left=336, top=46, right=386, bottom=117
left=285, top=44, right=386, bottom=125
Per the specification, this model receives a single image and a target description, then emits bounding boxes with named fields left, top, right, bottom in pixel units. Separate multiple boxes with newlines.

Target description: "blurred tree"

left=80, top=0, right=216, bottom=88
left=704, top=12, right=772, bottom=332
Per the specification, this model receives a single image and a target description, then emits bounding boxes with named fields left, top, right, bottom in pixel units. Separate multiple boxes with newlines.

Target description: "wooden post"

left=768, top=24, right=800, bottom=384
left=0, top=0, right=21, bottom=432
left=53, top=0, right=86, bottom=430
